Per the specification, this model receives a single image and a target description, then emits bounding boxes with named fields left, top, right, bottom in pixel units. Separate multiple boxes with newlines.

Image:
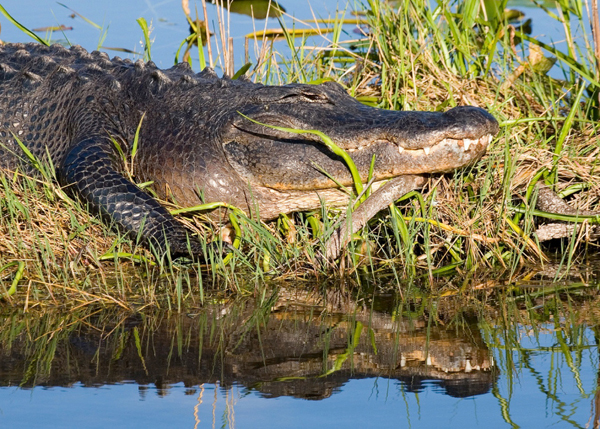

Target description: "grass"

left=0, top=0, right=600, bottom=310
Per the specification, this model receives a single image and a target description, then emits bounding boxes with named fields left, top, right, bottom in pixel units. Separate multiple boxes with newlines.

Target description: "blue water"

left=0, top=0, right=572, bottom=71
left=0, top=324, right=597, bottom=428
left=0, top=0, right=362, bottom=71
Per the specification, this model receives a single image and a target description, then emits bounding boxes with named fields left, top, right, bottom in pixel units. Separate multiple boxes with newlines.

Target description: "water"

left=0, top=0, right=363, bottom=71
left=0, top=288, right=598, bottom=428
left=0, top=0, right=571, bottom=71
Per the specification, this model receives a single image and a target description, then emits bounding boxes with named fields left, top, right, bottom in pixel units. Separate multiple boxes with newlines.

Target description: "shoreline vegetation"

left=0, top=0, right=600, bottom=310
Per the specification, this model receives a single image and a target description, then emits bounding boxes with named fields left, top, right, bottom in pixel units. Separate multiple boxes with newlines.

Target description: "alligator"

left=0, top=42, right=499, bottom=260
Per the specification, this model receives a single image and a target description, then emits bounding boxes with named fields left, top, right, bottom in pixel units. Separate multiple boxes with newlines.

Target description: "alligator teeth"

left=465, top=360, right=473, bottom=373
left=423, top=147, right=431, bottom=156
left=398, top=146, right=404, bottom=153
left=464, top=138, right=477, bottom=151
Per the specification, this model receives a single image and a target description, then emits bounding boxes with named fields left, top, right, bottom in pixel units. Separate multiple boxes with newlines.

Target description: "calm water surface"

left=0, top=0, right=365, bottom=71
left=0, top=0, right=570, bottom=70
left=1, top=285, right=599, bottom=428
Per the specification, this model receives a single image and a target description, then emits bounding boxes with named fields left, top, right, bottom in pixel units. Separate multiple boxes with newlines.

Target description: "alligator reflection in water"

left=0, top=300, right=494, bottom=399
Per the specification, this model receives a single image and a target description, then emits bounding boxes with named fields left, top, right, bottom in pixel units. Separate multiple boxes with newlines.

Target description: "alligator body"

left=0, top=43, right=498, bottom=259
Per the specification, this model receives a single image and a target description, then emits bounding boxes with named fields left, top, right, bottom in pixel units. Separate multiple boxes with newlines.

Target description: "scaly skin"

left=0, top=43, right=499, bottom=259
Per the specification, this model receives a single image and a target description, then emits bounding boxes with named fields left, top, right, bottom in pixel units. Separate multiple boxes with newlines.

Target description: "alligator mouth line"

left=345, top=134, right=494, bottom=155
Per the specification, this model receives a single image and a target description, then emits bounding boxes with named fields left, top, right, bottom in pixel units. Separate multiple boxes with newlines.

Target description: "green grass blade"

left=0, top=5, right=49, bottom=46
left=0, top=261, right=25, bottom=299
left=236, top=112, right=364, bottom=199
left=137, top=18, right=152, bottom=62
left=549, top=83, right=586, bottom=184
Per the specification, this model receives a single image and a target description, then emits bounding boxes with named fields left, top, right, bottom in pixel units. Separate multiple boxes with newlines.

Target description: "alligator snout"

left=442, top=106, right=500, bottom=140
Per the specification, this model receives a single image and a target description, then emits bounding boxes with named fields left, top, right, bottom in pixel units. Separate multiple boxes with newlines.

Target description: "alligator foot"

left=150, top=231, right=205, bottom=262
left=324, top=175, right=427, bottom=261
left=534, top=184, right=600, bottom=242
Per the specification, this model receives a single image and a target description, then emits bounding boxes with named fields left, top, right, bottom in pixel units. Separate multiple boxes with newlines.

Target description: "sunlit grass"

left=0, top=0, right=599, bottom=308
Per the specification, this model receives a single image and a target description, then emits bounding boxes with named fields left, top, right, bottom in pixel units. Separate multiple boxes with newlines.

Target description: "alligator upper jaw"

left=223, top=104, right=499, bottom=191
left=223, top=130, right=494, bottom=192
left=228, top=104, right=499, bottom=151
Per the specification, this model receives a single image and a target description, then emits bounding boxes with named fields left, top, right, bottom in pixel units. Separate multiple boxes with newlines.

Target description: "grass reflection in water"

left=0, top=276, right=598, bottom=427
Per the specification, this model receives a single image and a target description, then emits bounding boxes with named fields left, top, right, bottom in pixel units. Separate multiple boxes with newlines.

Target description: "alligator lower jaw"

left=251, top=133, right=494, bottom=220
left=254, top=176, right=425, bottom=221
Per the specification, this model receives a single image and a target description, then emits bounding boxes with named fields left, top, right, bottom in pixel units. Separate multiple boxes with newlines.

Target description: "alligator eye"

left=279, top=92, right=329, bottom=103
left=299, top=92, right=329, bottom=102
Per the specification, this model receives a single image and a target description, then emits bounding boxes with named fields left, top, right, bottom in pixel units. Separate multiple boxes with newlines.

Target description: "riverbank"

left=1, top=0, right=599, bottom=309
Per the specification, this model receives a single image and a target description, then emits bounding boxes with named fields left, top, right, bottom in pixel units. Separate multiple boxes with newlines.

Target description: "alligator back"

left=0, top=42, right=205, bottom=172
left=0, top=43, right=216, bottom=258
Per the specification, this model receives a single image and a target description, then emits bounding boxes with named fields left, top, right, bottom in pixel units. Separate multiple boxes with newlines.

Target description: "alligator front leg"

left=59, top=137, right=204, bottom=259
left=325, top=175, right=427, bottom=261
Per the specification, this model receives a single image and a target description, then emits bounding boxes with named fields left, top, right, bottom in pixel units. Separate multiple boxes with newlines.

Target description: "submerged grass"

left=1, top=0, right=600, bottom=308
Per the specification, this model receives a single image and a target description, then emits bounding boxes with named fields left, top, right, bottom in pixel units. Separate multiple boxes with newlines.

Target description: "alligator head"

left=208, top=80, right=498, bottom=220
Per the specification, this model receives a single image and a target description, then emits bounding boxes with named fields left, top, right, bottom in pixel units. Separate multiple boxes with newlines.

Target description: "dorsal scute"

left=197, top=67, right=218, bottom=80
left=0, top=63, right=17, bottom=80
left=46, top=63, right=77, bottom=88
left=16, top=70, right=42, bottom=90
left=147, top=69, right=172, bottom=94
left=22, top=70, right=42, bottom=82
left=69, top=44, right=89, bottom=57
left=12, top=47, right=31, bottom=63
left=134, top=59, right=146, bottom=73
left=150, top=69, right=170, bottom=83
left=0, top=43, right=256, bottom=97
left=80, top=62, right=105, bottom=76
left=178, top=74, right=198, bottom=89
left=237, top=74, right=252, bottom=83
left=90, top=50, right=113, bottom=68
left=91, top=50, right=110, bottom=61
left=171, top=61, right=192, bottom=73
left=28, top=54, right=56, bottom=72
left=107, top=75, right=122, bottom=92
left=52, top=64, right=76, bottom=76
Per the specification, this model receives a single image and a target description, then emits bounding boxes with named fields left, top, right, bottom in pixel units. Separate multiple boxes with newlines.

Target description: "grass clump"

left=1, top=0, right=600, bottom=309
